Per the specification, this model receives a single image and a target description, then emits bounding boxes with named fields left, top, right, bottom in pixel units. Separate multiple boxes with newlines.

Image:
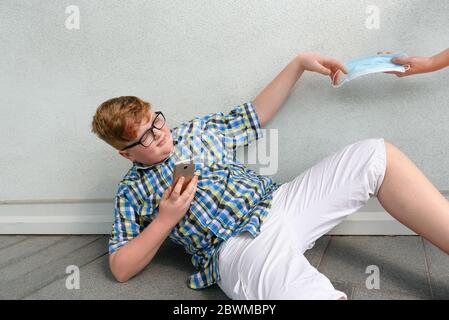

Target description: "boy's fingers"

left=172, top=176, right=184, bottom=198
left=188, top=187, right=197, bottom=201
left=186, top=184, right=198, bottom=201
left=189, top=175, right=199, bottom=184
left=327, top=58, right=348, bottom=74
left=315, top=63, right=331, bottom=76
left=181, top=176, right=198, bottom=199
left=331, top=70, right=343, bottom=85
left=162, top=185, right=173, bottom=199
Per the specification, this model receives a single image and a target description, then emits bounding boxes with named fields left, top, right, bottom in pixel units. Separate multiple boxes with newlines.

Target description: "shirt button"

left=219, top=229, right=225, bottom=234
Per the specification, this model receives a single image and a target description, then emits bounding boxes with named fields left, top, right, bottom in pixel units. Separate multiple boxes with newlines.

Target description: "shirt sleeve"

left=201, top=101, right=263, bottom=148
left=108, top=190, right=141, bottom=255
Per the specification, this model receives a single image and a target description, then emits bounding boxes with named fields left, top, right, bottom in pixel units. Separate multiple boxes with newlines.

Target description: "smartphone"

left=173, top=160, right=195, bottom=193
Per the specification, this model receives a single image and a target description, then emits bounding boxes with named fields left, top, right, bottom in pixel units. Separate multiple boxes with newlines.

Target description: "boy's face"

left=118, top=111, right=173, bottom=166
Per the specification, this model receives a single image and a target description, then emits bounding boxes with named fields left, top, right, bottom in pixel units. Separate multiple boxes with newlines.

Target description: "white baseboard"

left=0, top=200, right=114, bottom=234
left=0, top=197, right=420, bottom=235
left=328, top=211, right=416, bottom=235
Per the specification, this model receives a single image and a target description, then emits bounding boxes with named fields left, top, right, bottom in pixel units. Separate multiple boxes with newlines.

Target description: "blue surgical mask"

left=332, top=53, right=410, bottom=87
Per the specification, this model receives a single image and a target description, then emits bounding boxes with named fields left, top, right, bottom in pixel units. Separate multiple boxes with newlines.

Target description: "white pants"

left=217, top=138, right=387, bottom=300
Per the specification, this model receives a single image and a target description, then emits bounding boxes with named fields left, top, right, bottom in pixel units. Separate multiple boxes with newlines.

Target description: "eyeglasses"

left=120, top=111, right=166, bottom=151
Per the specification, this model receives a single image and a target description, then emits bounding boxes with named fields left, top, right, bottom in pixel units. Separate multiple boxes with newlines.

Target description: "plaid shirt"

left=109, top=101, right=283, bottom=289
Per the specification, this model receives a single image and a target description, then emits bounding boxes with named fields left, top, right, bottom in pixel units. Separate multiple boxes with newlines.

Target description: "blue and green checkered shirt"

left=109, top=101, right=283, bottom=289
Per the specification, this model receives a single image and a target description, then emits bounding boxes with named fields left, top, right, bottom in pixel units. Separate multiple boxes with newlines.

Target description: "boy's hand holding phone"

left=172, top=160, right=195, bottom=194
left=157, top=174, right=199, bottom=228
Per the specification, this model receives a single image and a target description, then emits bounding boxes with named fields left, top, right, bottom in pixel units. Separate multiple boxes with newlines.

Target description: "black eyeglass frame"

left=120, top=111, right=165, bottom=151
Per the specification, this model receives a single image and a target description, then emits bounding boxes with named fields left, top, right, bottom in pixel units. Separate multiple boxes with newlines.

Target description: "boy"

left=92, top=52, right=449, bottom=299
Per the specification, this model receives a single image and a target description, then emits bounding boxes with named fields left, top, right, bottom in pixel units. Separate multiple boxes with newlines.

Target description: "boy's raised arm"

left=252, top=53, right=347, bottom=127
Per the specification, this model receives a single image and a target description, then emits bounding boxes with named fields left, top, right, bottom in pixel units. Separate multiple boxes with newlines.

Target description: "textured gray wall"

left=1, top=0, right=448, bottom=202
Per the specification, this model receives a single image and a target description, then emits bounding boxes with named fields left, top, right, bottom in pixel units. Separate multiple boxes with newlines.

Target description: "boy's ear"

left=118, top=150, right=134, bottom=162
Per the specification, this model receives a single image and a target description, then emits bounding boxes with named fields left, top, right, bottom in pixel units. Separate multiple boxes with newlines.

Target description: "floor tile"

left=25, top=239, right=229, bottom=300
left=304, top=235, right=330, bottom=268
left=352, top=286, right=430, bottom=300
left=423, top=239, right=449, bottom=299
left=1, top=236, right=107, bottom=299
left=319, top=236, right=431, bottom=298
left=0, top=235, right=29, bottom=250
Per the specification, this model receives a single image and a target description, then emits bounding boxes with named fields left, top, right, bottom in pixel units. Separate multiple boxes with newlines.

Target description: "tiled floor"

left=1, top=235, right=448, bottom=300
